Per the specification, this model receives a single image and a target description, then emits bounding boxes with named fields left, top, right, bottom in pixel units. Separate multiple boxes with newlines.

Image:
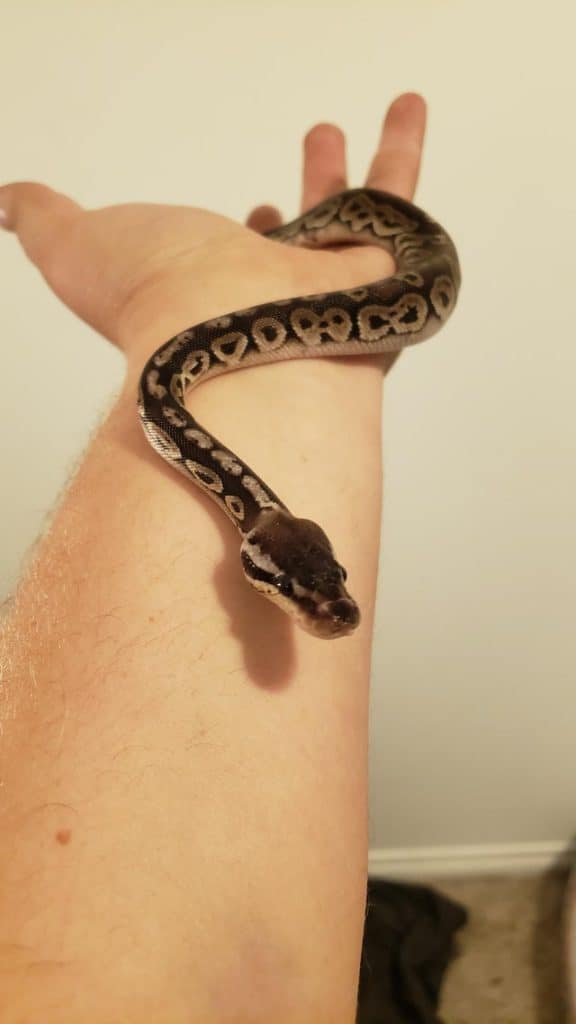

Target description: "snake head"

left=240, top=509, right=360, bottom=639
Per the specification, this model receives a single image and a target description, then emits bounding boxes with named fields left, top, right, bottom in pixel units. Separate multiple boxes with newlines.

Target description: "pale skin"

left=0, top=93, right=427, bottom=1022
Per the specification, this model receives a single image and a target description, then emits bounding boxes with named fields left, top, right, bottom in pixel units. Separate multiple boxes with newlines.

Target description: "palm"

left=0, top=94, right=426, bottom=361
left=33, top=201, right=251, bottom=342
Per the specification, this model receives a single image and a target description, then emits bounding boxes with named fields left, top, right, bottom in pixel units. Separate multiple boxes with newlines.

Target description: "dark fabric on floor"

left=357, top=877, right=469, bottom=1024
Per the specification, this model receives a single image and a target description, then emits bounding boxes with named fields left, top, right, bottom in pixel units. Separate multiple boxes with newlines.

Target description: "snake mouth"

left=245, top=567, right=360, bottom=638
left=283, top=596, right=361, bottom=639
left=309, top=597, right=361, bottom=639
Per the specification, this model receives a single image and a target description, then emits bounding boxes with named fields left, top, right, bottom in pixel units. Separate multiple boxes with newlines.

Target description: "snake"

left=138, top=188, right=460, bottom=639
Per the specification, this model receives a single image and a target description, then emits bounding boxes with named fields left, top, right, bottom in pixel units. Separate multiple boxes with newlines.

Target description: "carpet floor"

left=425, top=869, right=570, bottom=1023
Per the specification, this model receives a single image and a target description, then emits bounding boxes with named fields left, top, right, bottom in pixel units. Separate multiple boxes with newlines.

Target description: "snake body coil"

left=138, top=188, right=460, bottom=638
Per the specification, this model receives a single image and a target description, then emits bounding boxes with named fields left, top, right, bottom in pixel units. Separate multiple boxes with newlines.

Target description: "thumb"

left=0, top=180, right=83, bottom=271
left=0, top=180, right=120, bottom=336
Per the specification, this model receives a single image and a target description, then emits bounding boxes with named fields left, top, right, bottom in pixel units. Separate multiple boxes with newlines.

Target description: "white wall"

left=1, top=0, right=574, bottom=865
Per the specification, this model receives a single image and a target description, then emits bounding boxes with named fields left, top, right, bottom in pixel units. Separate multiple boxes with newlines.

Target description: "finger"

left=0, top=181, right=83, bottom=268
left=301, top=123, right=347, bottom=213
left=246, top=204, right=283, bottom=234
left=365, top=92, right=427, bottom=200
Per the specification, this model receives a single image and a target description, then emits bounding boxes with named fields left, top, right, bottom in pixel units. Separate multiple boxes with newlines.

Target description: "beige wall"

left=1, top=0, right=574, bottom=865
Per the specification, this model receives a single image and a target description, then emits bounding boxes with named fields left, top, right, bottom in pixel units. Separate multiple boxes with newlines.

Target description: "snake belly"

left=138, top=188, right=460, bottom=639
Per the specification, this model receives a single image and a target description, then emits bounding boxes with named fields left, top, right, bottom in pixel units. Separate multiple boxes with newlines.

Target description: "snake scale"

left=138, top=188, right=460, bottom=638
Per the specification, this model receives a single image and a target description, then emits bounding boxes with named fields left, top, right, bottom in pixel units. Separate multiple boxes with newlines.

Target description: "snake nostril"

left=329, top=599, right=360, bottom=627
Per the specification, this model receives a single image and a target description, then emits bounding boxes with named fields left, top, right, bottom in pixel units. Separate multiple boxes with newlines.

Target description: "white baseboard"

left=368, top=840, right=576, bottom=879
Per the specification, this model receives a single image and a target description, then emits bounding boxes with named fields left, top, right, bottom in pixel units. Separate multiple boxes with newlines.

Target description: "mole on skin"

left=55, top=829, right=72, bottom=845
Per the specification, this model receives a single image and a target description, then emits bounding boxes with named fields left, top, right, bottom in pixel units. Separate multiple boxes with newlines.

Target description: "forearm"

left=0, top=295, right=385, bottom=1022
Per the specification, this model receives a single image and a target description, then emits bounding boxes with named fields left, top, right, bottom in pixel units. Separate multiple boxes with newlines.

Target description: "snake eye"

left=274, top=573, right=293, bottom=597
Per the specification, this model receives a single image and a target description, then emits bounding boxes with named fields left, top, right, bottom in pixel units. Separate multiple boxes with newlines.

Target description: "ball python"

left=138, top=188, right=460, bottom=639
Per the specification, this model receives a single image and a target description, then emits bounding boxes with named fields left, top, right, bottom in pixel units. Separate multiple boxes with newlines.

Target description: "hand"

left=0, top=93, right=426, bottom=368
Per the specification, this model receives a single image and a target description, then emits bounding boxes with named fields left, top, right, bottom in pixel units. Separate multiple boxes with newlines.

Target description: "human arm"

left=0, top=93, right=426, bottom=1023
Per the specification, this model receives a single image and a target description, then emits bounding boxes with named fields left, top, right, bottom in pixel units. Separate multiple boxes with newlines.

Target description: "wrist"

left=116, top=245, right=299, bottom=372
left=115, top=237, right=397, bottom=380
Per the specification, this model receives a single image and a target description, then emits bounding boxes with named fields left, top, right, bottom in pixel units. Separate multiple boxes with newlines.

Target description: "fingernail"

left=0, top=187, right=13, bottom=230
